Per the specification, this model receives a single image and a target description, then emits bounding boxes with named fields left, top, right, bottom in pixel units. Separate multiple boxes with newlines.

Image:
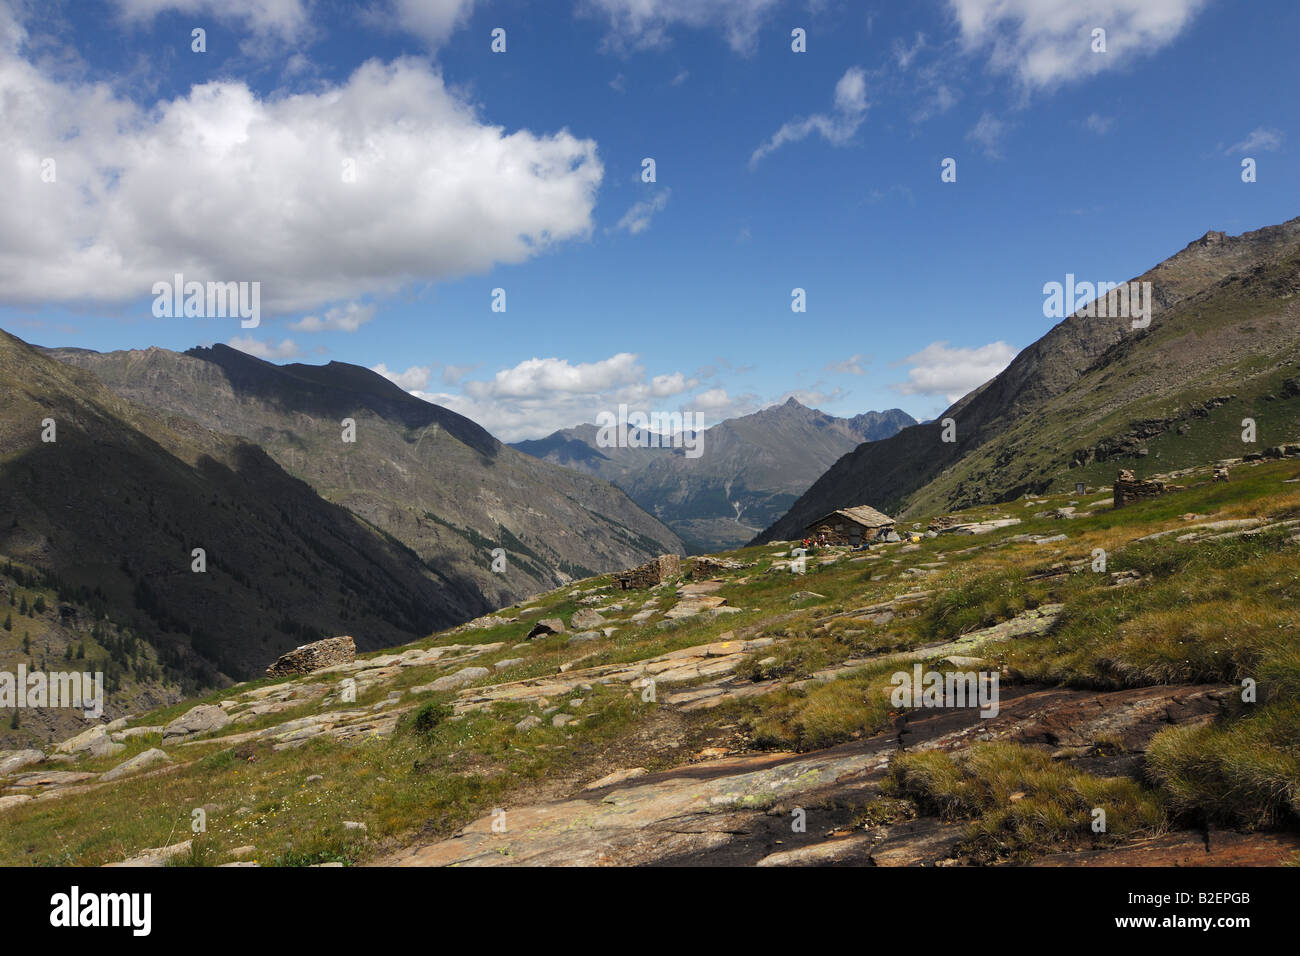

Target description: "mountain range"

left=757, top=215, right=1300, bottom=542
left=1, top=336, right=682, bottom=697
left=512, top=400, right=914, bottom=552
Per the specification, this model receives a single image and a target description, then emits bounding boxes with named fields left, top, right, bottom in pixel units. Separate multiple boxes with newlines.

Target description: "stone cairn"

left=266, top=635, right=356, bottom=677
left=614, top=554, right=681, bottom=590
left=1113, top=469, right=1165, bottom=508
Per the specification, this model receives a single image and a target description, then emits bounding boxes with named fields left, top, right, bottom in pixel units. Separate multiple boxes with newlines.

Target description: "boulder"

left=0, top=749, right=46, bottom=776
left=101, top=748, right=173, bottom=782
left=162, top=704, right=231, bottom=741
left=527, top=618, right=565, bottom=639
left=55, top=725, right=124, bottom=759
left=571, top=608, right=606, bottom=629
left=266, top=635, right=356, bottom=677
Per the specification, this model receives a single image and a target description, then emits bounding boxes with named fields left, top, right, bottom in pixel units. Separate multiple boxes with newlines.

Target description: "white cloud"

left=615, top=189, right=671, bottom=235
left=892, top=340, right=1017, bottom=404
left=1225, top=127, right=1283, bottom=154
left=1083, top=112, right=1114, bottom=135
left=291, top=302, right=376, bottom=333
left=893, top=32, right=927, bottom=70
left=371, top=362, right=431, bottom=391
left=0, top=46, right=602, bottom=315
left=385, top=0, right=477, bottom=47
left=228, top=335, right=303, bottom=360
left=948, top=0, right=1209, bottom=92
left=751, top=66, right=869, bottom=167
left=579, top=0, right=782, bottom=54
left=387, top=352, right=734, bottom=441
left=825, top=354, right=868, bottom=375
left=111, top=0, right=311, bottom=41
left=967, top=111, right=1010, bottom=158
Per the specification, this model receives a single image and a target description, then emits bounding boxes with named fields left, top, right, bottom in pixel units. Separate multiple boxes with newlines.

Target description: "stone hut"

left=614, top=554, right=681, bottom=590
left=1113, top=469, right=1165, bottom=508
left=266, top=635, right=356, bottom=677
left=804, top=505, right=895, bottom=546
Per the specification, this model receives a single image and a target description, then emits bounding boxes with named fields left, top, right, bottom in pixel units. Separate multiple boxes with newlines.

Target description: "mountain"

left=757, top=215, right=1300, bottom=542
left=46, top=343, right=683, bottom=610
left=0, top=328, right=477, bottom=696
left=512, top=399, right=915, bottom=552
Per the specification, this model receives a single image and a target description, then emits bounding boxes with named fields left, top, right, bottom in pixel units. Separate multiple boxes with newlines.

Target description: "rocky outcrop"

left=266, top=636, right=357, bottom=677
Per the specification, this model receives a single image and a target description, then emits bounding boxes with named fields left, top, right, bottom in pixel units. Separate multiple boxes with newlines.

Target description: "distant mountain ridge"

left=513, top=399, right=915, bottom=552
left=0, top=329, right=474, bottom=695
left=46, top=343, right=685, bottom=620
left=756, top=214, right=1300, bottom=543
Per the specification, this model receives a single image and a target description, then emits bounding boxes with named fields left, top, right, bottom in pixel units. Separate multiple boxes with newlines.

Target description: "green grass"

left=886, top=742, right=1167, bottom=863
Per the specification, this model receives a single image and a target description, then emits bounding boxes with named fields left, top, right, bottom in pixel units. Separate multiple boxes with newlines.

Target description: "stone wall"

left=614, top=554, right=681, bottom=590
left=266, top=635, right=356, bottom=677
left=1113, top=469, right=1165, bottom=508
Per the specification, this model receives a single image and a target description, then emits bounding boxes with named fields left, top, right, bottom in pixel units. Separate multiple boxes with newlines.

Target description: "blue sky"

left=1, top=0, right=1296, bottom=439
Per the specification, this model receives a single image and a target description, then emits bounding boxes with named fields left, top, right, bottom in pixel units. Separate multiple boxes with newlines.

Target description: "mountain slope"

left=0, top=329, right=478, bottom=694
left=513, top=399, right=914, bottom=552
left=47, top=344, right=683, bottom=609
left=757, top=214, right=1300, bottom=542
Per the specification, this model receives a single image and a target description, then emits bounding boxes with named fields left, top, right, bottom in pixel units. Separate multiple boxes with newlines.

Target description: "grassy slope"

left=2, top=455, right=1299, bottom=865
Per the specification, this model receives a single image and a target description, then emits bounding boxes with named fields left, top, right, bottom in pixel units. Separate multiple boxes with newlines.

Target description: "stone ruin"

left=266, top=635, right=356, bottom=677
left=689, top=557, right=750, bottom=580
left=1113, top=469, right=1165, bottom=508
left=614, top=554, right=681, bottom=590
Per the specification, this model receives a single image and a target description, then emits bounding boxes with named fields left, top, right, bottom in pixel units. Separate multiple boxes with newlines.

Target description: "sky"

left=0, top=0, right=1296, bottom=440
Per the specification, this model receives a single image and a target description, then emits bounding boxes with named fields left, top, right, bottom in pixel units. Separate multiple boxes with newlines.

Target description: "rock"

left=229, top=845, right=257, bottom=859
left=104, top=840, right=191, bottom=867
left=514, top=715, right=542, bottom=732
left=552, top=713, right=574, bottom=728
left=306, top=774, right=323, bottom=784
left=162, top=704, right=231, bottom=741
left=527, top=618, right=565, bottom=639
left=10, top=770, right=98, bottom=788
left=757, top=833, right=875, bottom=867
left=0, top=794, right=34, bottom=812
left=0, top=749, right=45, bottom=776
left=428, top=666, right=490, bottom=692
left=56, top=724, right=117, bottom=757
left=494, top=658, right=525, bottom=671
left=582, top=767, right=648, bottom=791
left=664, top=596, right=727, bottom=619
left=101, top=748, right=172, bottom=782
left=266, top=635, right=356, bottom=677
left=789, top=591, right=826, bottom=603
left=571, top=608, right=606, bottom=629
left=343, top=821, right=367, bottom=832
left=567, top=630, right=603, bottom=644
